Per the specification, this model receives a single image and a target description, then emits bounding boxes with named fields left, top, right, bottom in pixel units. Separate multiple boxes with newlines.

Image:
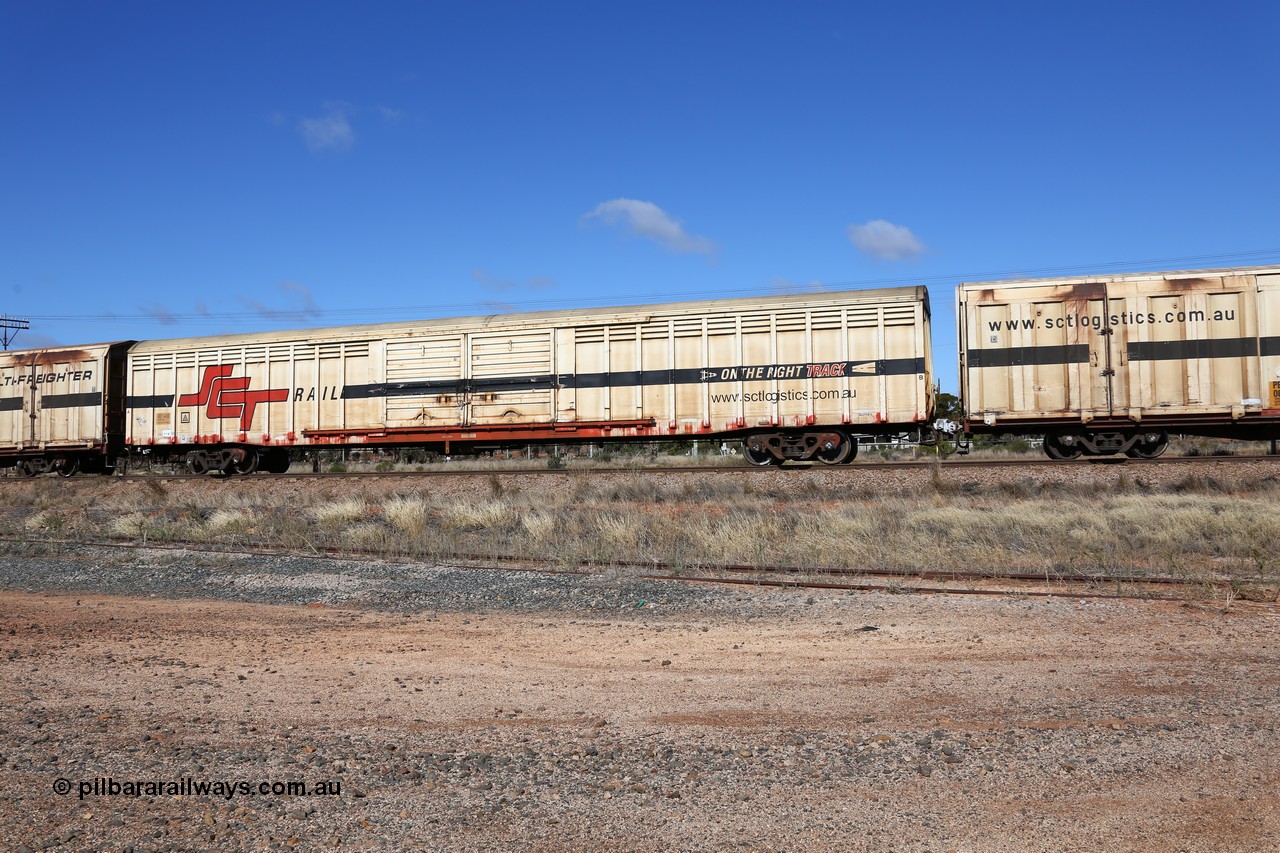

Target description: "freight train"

left=2, top=265, right=1277, bottom=475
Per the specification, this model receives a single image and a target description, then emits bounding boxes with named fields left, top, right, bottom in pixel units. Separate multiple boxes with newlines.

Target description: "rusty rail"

left=2, top=535, right=1274, bottom=606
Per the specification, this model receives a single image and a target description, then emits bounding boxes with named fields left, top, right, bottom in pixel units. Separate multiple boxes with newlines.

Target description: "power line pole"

left=1, top=315, right=30, bottom=350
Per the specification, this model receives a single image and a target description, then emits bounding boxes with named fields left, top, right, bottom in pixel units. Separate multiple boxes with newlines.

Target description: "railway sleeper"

left=743, top=430, right=857, bottom=466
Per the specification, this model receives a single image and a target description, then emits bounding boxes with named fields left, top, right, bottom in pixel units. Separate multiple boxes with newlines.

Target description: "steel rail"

left=1, top=535, right=1272, bottom=605
left=2, top=451, right=1278, bottom=483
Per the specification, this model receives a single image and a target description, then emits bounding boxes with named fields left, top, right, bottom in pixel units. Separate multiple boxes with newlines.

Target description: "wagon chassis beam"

left=300, top=418, right=659, bottom=447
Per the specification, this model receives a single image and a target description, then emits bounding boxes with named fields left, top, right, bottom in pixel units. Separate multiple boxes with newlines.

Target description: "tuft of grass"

left=384, top=496, right=429, bottom=534
left=109, top=512, right=150, bottom=540
left=24, top=510, right=62, bottom=534
left=206, top=509, right=251, bottom=534
left=520, top=511, right=557, bottom=543
left=344, top=522, right=391, bottom=551
left=438, top=500, right=514, bottom=531
left=308, top=498, right=369, bottom=525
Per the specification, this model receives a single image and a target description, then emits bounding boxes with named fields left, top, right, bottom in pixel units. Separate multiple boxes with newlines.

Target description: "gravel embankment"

left=1, top=545, right=1277, bottom=851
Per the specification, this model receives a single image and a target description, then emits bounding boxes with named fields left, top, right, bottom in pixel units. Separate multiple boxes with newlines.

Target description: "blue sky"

left=3, top=1, right=1278, bottom=392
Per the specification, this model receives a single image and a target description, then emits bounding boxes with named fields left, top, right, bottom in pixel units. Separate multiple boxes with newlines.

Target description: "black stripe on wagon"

left=1260, top=337, right=1280, bottom=357
left=0, top=397, right=21, bottom=412
left=41, top=392, right=103, bottom=409
left=126, top=395, right=176, bottom=408
left=967, top=344, right=1089, bottom=369
left=342, top=358, right=927, bottom=400
left=1127, top=338, right=1257, bottom=361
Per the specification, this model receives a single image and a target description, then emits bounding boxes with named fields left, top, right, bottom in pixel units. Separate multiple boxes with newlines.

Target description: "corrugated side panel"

left=0, top=346, right=110, bottom=450
left=1259, top=275, right=1280, bottom=408
left=469, top=330, right=554, bottom=425
left=569, top=296, right=931, bottom=433
left=962, top=272, right=1270, bottom=424
left=128, top=340, right=373, bottom=445
left=963, top=283, right=1106, bottom=421
left=1110, top=275, right=1259, bottom=415
left=384, top=337, right=464, bottom=428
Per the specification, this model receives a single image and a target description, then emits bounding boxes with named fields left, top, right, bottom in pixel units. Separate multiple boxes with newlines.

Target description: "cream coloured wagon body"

left=957, top=266, right=1280, bottom=456
left=0, top=342, right=130, bottom=474
left=123, top=287, right=934, bottom=467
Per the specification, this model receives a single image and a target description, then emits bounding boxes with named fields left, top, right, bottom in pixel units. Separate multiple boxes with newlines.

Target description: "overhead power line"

left=17, top=248, right=1280, bottom=326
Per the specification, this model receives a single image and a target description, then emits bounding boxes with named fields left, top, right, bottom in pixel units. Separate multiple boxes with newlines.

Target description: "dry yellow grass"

left=383, top=496, right=428, bottom=534
left=308, top=498, right=369, bottom=525
left=437, top=499, right=514, bottom=531
left=5, top=469, right=1280, bottom=598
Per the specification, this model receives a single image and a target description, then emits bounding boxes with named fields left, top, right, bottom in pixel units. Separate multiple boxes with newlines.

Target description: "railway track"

left=3, top=451, right=1278, bottom=482
left=3, top=535, right=1275, bottom=606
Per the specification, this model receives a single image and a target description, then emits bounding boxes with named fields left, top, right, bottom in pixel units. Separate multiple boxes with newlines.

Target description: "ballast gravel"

left=0, top=545, right=1277, bottom=852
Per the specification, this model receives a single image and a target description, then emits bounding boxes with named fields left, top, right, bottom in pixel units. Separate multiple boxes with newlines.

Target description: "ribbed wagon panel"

left=0, top=343, right=119, bottom=455
left=958, top=266, right=1280, bottom=434
left=123, top=286, right=934, bottom=452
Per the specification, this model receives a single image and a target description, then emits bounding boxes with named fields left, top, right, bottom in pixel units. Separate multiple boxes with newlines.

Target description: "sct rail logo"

left=178, top=365, right=290, bottom=430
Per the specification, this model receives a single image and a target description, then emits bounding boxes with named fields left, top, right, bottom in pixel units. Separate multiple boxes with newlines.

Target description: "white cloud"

left=582, top=199, right=715, bottom=256
left=298, top=106, right=355, bottom=152
left=847, top=219, right=926, bottom=261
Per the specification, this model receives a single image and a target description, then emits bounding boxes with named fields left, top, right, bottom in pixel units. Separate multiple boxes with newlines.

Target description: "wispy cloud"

left=847, top=219, right=927, bottom=261
left=6, top=331, right=60, bottom=349
left=282, top=102, right=409, bottom=153
left=472, top=269, right=558, bottom=294
left=768, top=277, right=826, bottom=295
left=141, top=304, right=177, bottom=325
left=472, top=269, right=515, bottom=292
left=582, top=199, right=716, bottom=257
left=298, top=104, right=355, bottom=152
left=239, top=281, right=321, bottom=323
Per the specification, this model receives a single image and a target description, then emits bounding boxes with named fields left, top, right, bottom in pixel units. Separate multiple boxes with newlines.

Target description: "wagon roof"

left=127, top=285, right=930, bottom=352
left=956, top=264, right=1280, bottom=291
left=0, top=341, right=128, bottom=361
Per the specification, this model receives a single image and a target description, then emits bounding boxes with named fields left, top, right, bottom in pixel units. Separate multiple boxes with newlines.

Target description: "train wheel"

left=1125, top=432, right=1169, bottom=459
left=232, top=448, right=260, bottom=475
left=742, top=439, right=779, bottom=467
left=54, top=457, right=80, bottom=478
left=185, top=451, right=210, bottom=475
left=815, top=431, right=854, bottom=465
left=16, top=460, right=37, bottom=477
left=1043, top=434, right=1082, bottom=460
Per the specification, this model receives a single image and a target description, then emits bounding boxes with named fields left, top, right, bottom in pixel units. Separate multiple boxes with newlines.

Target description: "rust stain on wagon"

left=1160, top=277, right=1217, bottom=293
left=1064, top=283, right=1106, bottom=299
left=4, top=349, right=92, bottom=369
